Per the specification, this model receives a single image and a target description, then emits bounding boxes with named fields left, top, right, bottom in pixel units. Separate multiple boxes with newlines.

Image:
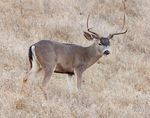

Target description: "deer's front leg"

left=74, top=66, right=85, bottom=90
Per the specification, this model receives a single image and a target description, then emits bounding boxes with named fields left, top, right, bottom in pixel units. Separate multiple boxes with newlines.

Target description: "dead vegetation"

left=0, top=0, right=150, bottom=118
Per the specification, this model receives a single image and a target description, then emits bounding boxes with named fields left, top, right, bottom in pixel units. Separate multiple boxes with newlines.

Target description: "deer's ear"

left=84, top=32, right=93, bottom=40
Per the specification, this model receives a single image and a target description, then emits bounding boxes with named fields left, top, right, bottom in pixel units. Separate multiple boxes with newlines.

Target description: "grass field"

left=0, top=0, right=150, bottom=118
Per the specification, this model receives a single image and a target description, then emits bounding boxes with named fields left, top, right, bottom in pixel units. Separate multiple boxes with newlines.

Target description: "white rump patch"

left=31, top=45, right=40, bottom=73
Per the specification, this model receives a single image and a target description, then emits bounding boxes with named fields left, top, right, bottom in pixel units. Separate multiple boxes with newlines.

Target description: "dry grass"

left=0, top=0, right=150, bottom=118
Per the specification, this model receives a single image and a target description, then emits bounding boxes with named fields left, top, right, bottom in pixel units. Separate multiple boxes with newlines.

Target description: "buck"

left=22, top=14, right=127, bottom=97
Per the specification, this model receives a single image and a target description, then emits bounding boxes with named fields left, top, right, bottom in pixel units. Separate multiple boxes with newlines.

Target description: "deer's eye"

left=98, top=43, right=102, bottom=46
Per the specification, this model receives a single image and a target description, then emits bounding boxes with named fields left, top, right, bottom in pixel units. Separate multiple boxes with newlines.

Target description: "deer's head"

left=84, top=1, right=127, bottom=56
left=84, top=14, right=127, bottom=56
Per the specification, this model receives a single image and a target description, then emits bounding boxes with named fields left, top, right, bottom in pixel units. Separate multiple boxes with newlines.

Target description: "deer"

left=21, top=15, right=127, bottom=98
left=21, top=2, right=127, bottom=98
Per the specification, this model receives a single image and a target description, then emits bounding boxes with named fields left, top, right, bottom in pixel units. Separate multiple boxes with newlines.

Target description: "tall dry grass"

left=0, top=0, right=150, bottom=118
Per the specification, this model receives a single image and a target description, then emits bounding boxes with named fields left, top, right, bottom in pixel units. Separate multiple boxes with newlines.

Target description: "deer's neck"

left=85, top=43, right=103, bottom=68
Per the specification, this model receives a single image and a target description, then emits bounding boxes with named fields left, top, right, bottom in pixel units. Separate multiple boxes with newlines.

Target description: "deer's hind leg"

left=40, top=63, right=55, bottom=100
left=21, top=57, right=41, bottom=94
left=42, top=66, right=54, bottom=87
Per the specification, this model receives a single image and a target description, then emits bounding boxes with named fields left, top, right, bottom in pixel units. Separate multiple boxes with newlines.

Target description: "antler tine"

left=108, top=29, right=127, bottom=39
left=121, top=13, right=126, bottom=31
left=109, top=0, right=127, bottom=39
left=121, top=0, right=126, bottom=30
left=86, top=14, right=100, bottom=38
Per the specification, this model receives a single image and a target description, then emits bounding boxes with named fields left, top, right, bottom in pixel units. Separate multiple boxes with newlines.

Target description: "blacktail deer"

left=22, top=2, right=127, bottom=98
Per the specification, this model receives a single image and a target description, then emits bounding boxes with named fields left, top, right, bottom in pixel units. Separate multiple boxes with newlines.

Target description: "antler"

left=86, top=14, right=100, bottom=39
left=108, top=29, right=127, bottom=39
left=108, top=0, right=127, bottom=39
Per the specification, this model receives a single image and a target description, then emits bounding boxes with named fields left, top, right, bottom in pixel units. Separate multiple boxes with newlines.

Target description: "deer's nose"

left=104, top=50, right=110, bottom=55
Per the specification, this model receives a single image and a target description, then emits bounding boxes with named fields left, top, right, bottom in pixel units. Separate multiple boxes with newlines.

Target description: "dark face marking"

left=99, top=37, right=110, bottom=46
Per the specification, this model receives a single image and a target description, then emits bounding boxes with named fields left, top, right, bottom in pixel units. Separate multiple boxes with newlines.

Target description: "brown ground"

left=0, top=0, right=150, bottom=118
